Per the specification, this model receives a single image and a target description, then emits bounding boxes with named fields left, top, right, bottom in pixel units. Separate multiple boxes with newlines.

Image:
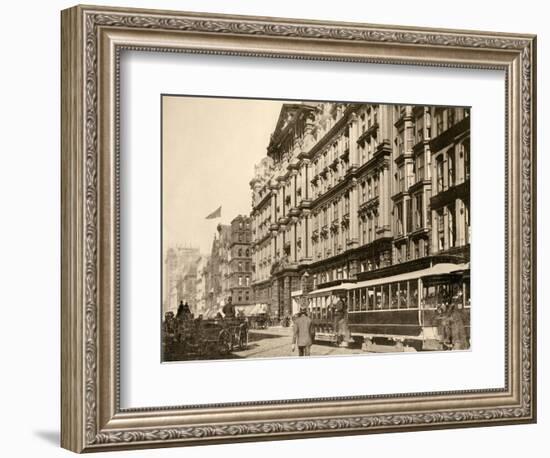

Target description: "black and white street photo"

left=162, top=96, right=471, bottom=362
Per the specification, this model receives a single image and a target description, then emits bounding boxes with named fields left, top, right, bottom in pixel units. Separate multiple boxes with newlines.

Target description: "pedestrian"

left=292, top=306, right=314, bottom=357
left=433, top=302, right=452, bottom=350
left=332, top=294, right=351, bottom=347
left=447, top=304, right=468, bottom=349
left=176, top=301, right=185, bottom=320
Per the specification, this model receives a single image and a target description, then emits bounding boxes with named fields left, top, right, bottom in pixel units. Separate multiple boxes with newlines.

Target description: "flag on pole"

left=205, top=206, right=222, bottom=220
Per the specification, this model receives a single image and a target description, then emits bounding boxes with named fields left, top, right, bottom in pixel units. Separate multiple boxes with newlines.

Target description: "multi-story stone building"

left=227, top=215, right=254, bottom=312
left=200, top=218, right=254, bottom=315
left=250, top=102, right=470, bottom=318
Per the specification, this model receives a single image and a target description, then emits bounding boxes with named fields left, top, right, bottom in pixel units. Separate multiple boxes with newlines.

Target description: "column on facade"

left=403, top=196, right=408, bottom=237
left=383, top=165, right=391, bottom=230
left=289, top=218, right=296, bottom=263
left=293, top=170, right=299, bottom=208
left=299, top=212, right=306, bottom=262
left=443, top=207, right=449, bottom=251
left=280, top=181, right=286, bottom=217
left=270, top=226, right=276, bottom=262
left=302, top=159, right=310, bottom=201
left=303, top=209, right=311, bottom=260
left=349, top=114, right=359, bottom=167
left=277, top=227, right=282, bottom=260
left=443, top=150, right=449, bottom=191
left=430, top=209, right=436, bottom=254
left=456, top=198, right=465, bottom=247
left=337, top=197, right=342, bottom=251
left=377, top=167, right=383, bottom=234
left=270, top=187, right=277, bottom=222
left=457, top=141, right=465, bottom=184
left=349, top=178, right=359, bottom=247
left=297, top=166, right=304, bottom=207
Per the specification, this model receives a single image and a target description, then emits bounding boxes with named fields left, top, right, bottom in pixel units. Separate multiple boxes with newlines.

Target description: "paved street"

left=233, top=326, right=366, bottom=359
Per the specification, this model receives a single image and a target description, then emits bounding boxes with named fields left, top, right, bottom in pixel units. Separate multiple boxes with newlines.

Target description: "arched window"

left=245, top=249, right=250, bottom=257
left=238, top=248, right=242, bottom=257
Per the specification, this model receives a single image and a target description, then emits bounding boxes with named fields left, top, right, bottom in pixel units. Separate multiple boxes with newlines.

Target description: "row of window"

left=234, top=248, right=251, bottom=258
left=394, top=237, right=430, bottom=264
left=348, top=280, right=420, bottom=311
left=236, top=276, right=251, bottom=287
left=233, top=260, right=252, bottom=272
left=435, top=200, right=471, bottom=252
left=434, top=141, right=470, bottom=194
left=394, top=192, right=429, bottom=237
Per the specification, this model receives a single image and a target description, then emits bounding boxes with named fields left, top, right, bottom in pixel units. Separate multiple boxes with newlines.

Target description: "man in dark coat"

left=292, top=306, right=314, bottom=356
left=176, top=301, right=185, bottom=320
left=447, top=304, right=468, bottom=350
left=222, top=296, right=235, bottom=319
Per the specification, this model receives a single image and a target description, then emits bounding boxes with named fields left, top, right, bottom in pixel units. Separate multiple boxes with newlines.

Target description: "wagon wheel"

left=218, top=329, right=232, bottom=355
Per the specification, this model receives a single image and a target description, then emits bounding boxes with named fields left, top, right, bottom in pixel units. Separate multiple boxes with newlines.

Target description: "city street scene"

left=162, top=96, right=471, bottom=362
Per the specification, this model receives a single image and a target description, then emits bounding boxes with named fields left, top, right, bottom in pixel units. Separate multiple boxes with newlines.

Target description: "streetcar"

left=306, top=259, right=470, bottom=351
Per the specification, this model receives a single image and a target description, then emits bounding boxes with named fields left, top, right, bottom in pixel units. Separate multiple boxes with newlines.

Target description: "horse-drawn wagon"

left=163, top=314, right=248, bottom=359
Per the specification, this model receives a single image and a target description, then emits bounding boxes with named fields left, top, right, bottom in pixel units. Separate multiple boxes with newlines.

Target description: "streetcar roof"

left=353, top=262, right=469, bottom=289
left=307, top=262, right=469, bottom=298
left=308, top=282, right=356, bottom=297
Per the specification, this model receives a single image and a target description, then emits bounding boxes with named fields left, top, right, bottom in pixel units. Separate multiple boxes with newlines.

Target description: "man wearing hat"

left=292, top=304, right=314, bottom=357
left=222, top=296, right=235, bottom=319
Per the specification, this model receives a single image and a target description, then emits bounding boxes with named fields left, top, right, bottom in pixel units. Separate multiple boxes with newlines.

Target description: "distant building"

left=194, top=255, right=210, bottom=316
left=228, top=215, right=254, bottom=314
left=163, top=246, right=200, bottom=314
left=203, top=224, right=231, bottom=314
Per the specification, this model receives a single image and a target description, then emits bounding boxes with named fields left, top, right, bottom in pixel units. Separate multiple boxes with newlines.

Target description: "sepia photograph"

left=161, top=95, right=471, bottom=362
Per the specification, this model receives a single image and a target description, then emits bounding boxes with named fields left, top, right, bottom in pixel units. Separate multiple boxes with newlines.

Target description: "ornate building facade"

left=200, top=217, right=254, bottom=315
left=227, top=215, right=254, bottom=312
left=250, top=102, right=470, bottom=317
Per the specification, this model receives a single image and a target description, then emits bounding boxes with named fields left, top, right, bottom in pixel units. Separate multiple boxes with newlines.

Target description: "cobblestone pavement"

left=232, top=326, right=367, bottom=359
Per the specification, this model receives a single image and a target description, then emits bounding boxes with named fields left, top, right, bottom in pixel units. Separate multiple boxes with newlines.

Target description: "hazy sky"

left=162, top=96, right=283, bottom=255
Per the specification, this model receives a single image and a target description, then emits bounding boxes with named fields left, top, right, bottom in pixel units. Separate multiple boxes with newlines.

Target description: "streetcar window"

left=390, top=283, right=399, bottom=309
left=381, top=284, right=389, bottom=309
left=409, top=280, right=419, bottom=308
left=367, top=287, right=374, bottom=311
left=316, top=297, right=320, bottom=318
left=375, top=286, right=382, bottom=309
left=401, top=282, right=409, bottom=308
left=360, top=288, right=367, bottom=311
left=423, top=285, right=437, bottom=308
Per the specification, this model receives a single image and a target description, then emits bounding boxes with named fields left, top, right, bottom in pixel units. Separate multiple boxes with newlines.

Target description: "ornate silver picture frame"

left=61, top=4, right=536, bottom=453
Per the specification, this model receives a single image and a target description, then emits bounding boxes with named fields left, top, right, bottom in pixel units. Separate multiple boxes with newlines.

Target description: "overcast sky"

left=162, top=95, right=283, bottom=255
